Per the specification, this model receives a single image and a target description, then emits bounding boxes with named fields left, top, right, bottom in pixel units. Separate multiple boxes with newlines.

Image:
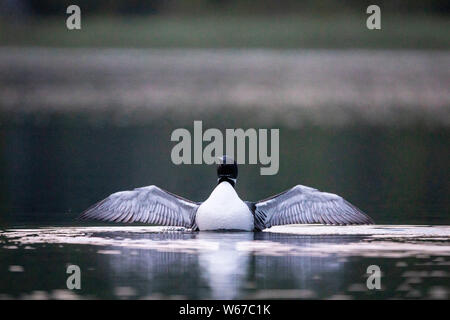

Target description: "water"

left=1, top=122, right=449, bottom=227
left=0, top=48, right=449, bottom=299
left=1, top=225, right=449, bottom=299
left=1, top=49, right=449, bottom=227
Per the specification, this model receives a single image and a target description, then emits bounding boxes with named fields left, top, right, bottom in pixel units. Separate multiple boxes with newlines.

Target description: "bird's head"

left=216, top=155, right=238, bottom=187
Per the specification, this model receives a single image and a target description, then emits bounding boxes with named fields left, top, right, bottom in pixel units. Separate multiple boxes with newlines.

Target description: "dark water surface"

left=1, top=119, right=449, bottom=227
left=1, top=105, right=449, bottom=301
left=1, top=226, right=449, bottom=299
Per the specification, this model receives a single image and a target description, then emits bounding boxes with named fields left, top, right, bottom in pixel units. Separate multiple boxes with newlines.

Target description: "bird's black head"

left=216, top=155, right=238, bottom=187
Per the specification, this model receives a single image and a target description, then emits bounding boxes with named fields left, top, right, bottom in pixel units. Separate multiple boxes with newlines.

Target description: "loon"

left=80, top=155, right=374, bottom=231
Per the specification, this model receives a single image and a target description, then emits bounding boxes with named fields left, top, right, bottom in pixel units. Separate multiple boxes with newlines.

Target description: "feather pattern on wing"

left=80, top=185, right=199, bottom=228
left=255, top=185, right=374, bottom=227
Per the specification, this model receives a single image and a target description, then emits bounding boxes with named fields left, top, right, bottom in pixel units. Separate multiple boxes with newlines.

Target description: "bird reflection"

left=98, top=230, right=356, bottom=299
left=195, top=232, right=253, bottom=299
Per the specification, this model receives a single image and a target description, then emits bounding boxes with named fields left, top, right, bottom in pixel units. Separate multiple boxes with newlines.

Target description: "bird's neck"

left=217, top=177, right=236, bottom=188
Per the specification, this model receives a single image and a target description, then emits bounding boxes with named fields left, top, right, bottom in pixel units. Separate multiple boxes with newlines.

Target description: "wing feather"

left=255, top=185, right=374, bottom=228
left=80, top=185, right=199, bottom=228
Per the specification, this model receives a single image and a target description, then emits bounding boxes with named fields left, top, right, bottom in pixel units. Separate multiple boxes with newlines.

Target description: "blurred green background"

left=0, top=0, right=449, bottom=227
left=1, top=0, right=450, bottom=48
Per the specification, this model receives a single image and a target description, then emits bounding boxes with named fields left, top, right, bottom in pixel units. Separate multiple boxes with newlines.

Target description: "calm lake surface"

left=1, top=225, right=449, bottom=299
left=0, top=48, right=449, bottom=299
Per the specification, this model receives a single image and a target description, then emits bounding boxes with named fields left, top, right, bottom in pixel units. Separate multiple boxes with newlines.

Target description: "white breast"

left=195, top=182, right=254, bottom=231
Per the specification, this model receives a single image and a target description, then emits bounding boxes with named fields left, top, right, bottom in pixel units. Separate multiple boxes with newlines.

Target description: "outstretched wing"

left=80, top=185, right=199, bottom=228
left=255, top=185, right=374, bottom=228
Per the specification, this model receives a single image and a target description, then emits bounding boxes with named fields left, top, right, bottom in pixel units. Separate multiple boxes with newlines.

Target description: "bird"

left=80, top=155, right=374, bottom=231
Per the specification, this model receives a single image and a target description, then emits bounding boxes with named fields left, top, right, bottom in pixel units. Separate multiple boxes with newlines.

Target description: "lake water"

left=1, top=225, right=449, bottom=299
left=1, top=49, right=449, bottom=228
left=0, top=48, right=449, bottom=299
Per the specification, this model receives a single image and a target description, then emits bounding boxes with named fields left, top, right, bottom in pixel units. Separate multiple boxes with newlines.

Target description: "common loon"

left=80, top=155, right=374, bottom=231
